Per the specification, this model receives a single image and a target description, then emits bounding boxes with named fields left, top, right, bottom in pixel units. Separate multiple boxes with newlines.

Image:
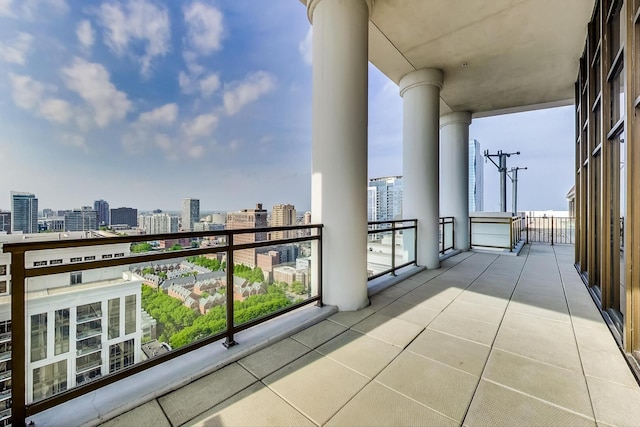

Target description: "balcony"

left=27, top=243, right=640, bottom=426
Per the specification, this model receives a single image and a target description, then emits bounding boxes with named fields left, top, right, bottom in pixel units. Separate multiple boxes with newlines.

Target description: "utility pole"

left=484, top=150, right=521, bottom=212
left=509, top=166, right=528, bottom=215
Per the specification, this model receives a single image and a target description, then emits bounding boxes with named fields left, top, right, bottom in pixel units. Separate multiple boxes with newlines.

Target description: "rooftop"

left=63, top=243, right=640, bottom=426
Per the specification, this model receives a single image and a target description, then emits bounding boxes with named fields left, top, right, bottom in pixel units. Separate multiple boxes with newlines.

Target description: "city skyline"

left=0, top=0, right=574, bottom=213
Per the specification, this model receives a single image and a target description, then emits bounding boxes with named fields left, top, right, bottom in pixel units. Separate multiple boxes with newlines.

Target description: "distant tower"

left=469, top=139, right=484, bottom=211
left=303, top=212, right=311, bottom=224
left=367, top=176, right=403, bottom=222
left=94, top=199, right=110, bottom=226
left=271, top=204, right=296, bottom=239
left=182, top=198, right=200, bottom=231
left=11, top=191, right=38, bottom=233
left=226, top=203, right=268, bottom=267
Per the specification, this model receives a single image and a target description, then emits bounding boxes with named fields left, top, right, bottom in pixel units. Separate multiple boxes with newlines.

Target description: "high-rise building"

left=138, top=213, right=178, bottom=234
left=271, top=204, right=296, bottom=240
left=94, top=200, right=110, bottom=226
left=181, top=198, right=200, bottom=232
left=469, top=139, right=484, bottom=212
left=0, top=212, right=10, bottom=234
left=110, top=208, right=137, bottom=228
left=367, top=177, right=403, bottom=222
left=226, top=203, right=268, bottom=267
left=64, top=207, right=98, bottom=232
left=11, top=191, right=38, bottom=234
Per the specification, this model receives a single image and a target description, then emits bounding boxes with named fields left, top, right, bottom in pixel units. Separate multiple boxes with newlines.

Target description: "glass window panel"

left=54, top=309, right=69, bottom=356
left=32, top=360, right=67, bottom=402
left=30, top=313, right=47, bottom=362
left=125, top=295, right=136, bottom=335
left=108, top=298, right=120, bottom=340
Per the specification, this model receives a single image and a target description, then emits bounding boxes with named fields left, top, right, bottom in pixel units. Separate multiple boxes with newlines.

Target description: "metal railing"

left=367, top=219, right=418, bottom=280
left=469, top=215, right=523, bottom=252
left=3, top=224, right=323, bottom=426
left=525, top=216, right=575, bottom=245
left=439, top=217, right=455, bottom=254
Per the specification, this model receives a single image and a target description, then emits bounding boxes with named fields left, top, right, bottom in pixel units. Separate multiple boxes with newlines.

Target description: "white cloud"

left=60, top=133, right=86, bottom=149
left=154, top=133, right=172, bottom=151
left=38, top=98, right=73, bottom=123
left=199, top=74, right=220, bottom=97
left=76, top=20, right=95, bottom=48
left=182, top=113, right=217, bottom=139
left=178, top=71, right=192, bottom=93
left=8, top=73, right=73, bottom=124
left=183, top=2, right=223, bottom=55
left=98, top=0, right=170, bottom=76
left=62, top=57, right=132, bottom=127
left=0, top=32, right=33, bottom=65
left=137, top=103, right=178, bottom=126
left=299, top=26, right=312, bottom=65
left=8, top=73, right=43, bottom=110
left=223, top=71, right=276, bottom=116
left=0, top=0, right=15, bottom=17
left=187, top=144, right=205, bottom=158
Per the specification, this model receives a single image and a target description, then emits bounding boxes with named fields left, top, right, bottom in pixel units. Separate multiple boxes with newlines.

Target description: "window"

left=84, top=256, right=95, bottom=261
left=114, top=253, right=124, bottom=258
left=0, top=282, right=6, bottom=294
left=30, top=313, right=47, bottom=362
left=33, top=261, right=47, bottom=267
left=125, top=295, right=136, bottom=335
left=32, top=360, right=67, bottom=401
left=70, top=257, right=82, bottom=263
left=77, top=302, right=101, bottom=322
left=0, top=266, right=5, bottom=276
left=0, top=342, right=11, bottom=357
left=76, top=351, right=101, bottom=372
left=108, top=298, right=120, bottom=339
left=0, top=321, right=11, bottom=336
left=101, top=254, right=112, bottom=259
left=54, top=309, right=69, bottom=356
left=109, top=339, right=134, bottom=373
left=76, top=320, right=102, bottom=340
left=49, top=259, right=62, bottom=265
left=70, top=271, right=82, bottom=285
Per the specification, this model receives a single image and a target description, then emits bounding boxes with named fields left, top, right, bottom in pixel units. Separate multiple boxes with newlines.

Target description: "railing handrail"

left=366, top=219, right=418, bottom=280
left=5, top=223, right=324, bottom=424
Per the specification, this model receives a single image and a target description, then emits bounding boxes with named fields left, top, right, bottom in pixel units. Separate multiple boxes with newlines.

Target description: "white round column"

left=400, top=69, right=443, bottom=269
left=309, top=0, right=373, bottom=310
left=440, top=112, right=472, bottom=251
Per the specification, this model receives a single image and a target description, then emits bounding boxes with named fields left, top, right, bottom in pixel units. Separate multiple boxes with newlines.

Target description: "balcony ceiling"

left=304, top=0, right=595, bottom=117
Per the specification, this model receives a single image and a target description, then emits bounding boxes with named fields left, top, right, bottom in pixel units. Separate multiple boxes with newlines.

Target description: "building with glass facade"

left=181, top=198, right=200, bottom=232
left=93, top=200, right=110, bottom=227
left=11, top=192, right=38, bottom=234
left=367, top=176, right=403, bottom=222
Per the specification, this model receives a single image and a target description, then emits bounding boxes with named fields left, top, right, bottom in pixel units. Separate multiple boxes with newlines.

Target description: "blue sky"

left=0, top=0, right=574, bottom=213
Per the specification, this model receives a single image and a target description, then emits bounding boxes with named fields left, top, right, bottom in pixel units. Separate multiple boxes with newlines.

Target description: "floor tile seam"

left=237, top=344, right=314, bottom=381
left=459, top=244, right=531, bottom=426
left=352, top=323, right=427, bottom=349
left=176, top=379, right=261, bottom=427
left=405, top=347, right=487, bottom=377
left=504, top=306, right=572, bottom=325
left=370, top=379, right=464, bottom=425
left=584, top=373, right=640, bottom=392
left=479, top=378, right=596, bottom=422
left=552, top=244, right=599, bottom=422
left=310, top=344, right=400, bottom=381
left=487, top=346, right=585, bottom=374
left=254, top=379, right=322, bottom=427
left=424, top=325, right=494, bottom=348
left=290, top=327, right=351, bottom=351
left=154, top=398, right=173, bottom=427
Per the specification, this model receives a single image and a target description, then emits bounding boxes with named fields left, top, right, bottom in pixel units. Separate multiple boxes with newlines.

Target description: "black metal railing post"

left=452, top=217, right=455, bottom=250
left=223, top=233, right=237, bottom=348
left=551, top=216, right=555, bottom=246
left=390, top=222, right=396, bottom=276
left=11, top=250, right=26, bottom=427
left=317, top=227, right=323, bottom=306
left=509, top=218, right=514, bottom=252
left=413, top=220, right=418, bottom=265
left=526, top=216, right=529, bottom=244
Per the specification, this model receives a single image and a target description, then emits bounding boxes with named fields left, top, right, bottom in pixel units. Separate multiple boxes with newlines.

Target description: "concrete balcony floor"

left=101, top=244, right=640, bottom=426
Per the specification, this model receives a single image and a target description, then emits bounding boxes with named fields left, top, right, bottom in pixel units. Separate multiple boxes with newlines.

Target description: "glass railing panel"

left=5, top=225, right=321, bottom=421
left=367, top=229, right=393, bottom=277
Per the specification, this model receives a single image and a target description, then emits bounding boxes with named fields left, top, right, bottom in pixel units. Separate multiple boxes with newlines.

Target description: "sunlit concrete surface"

left=100, top=244, right=640, bottom=426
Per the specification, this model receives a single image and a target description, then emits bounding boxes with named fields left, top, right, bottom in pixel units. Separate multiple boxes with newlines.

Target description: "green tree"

left=141, top=267, right=154, bottom=275
left=290, top=281, right=305, bottom=295
left=131, top=242, right=153, bottom=253
left=169, top=244, right=182, bottom=251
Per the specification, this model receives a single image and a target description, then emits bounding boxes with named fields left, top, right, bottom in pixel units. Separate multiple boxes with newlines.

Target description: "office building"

left=94, top=200, right=110, bottom=226
left=11, top=191, right=38, bottom=234
left=271, top=204, right=296, bottom=240
left=0, top=212, right=9, bottom=234
left=367, top=176, right=403, bottom=222
left=110, top=208, right=137, bottom=228
left=181, top=198, right=200, bottom=232
left=469, top=139, right=484, bottom=212
left=138, top=213, right=178, bottom=235
left=64, top=207, right=98, bottom=232
left=226, top=203, right=268, bottom=267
